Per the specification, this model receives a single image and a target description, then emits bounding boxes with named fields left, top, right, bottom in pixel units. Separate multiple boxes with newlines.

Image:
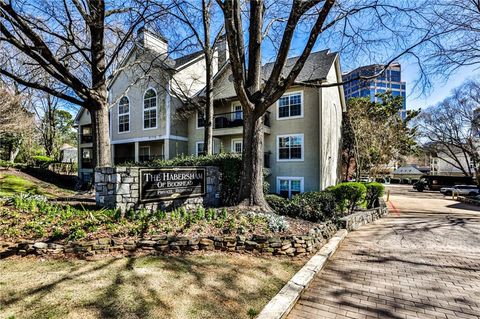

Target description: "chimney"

left=137, top=27, right=168, bottom=55
left=215, top=34, right=229, bottom=67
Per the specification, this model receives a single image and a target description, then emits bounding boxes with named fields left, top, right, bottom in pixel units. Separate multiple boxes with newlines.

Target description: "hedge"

left=327, top=182, right=367, bottom=215
left=365, top=182, right=384, bottom=209
left=31, top=155, right=55, bottom=169
left=266, top=191, right=337, bottom=223
left=146, top=154, right=242, bottom=206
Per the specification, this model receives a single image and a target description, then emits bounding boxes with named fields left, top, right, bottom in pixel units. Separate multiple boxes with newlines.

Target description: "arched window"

left=118, top=96, right=130, bottom=133
left=143, top=88, right=157, bottom=129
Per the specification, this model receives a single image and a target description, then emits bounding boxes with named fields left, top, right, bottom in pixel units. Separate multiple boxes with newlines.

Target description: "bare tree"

left=215, top=0, right=431, bottom=208
left=0, top=0, right=166, bottom=168
left=417, top=80, right=480, bottom=182
left=0, top=84, right=34, bottom=162
left=165, top=0, right=224, bottom=155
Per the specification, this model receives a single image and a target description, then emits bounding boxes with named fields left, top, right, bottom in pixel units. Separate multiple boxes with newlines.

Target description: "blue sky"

left=402, top=62, right=480, bottom=111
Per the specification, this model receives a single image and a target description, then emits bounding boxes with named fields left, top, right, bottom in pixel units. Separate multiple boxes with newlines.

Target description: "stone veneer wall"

left=0, top=222, right=339, bottom=260
left=95, top=166, right=221, bottom=213
left=338, top=199, right=388, bottom=231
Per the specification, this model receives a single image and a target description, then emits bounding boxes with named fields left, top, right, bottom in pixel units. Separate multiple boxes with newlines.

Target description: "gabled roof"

left=262, top=49, right=337, bottom=83
left=211, top=49, right=341, bottom=101
left=174, top=50, right=203, bottom=69
left=393, top=165, right=424, bottom=175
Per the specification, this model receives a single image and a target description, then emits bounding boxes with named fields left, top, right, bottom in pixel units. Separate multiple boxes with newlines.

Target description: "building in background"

left=342, top=62, right=406, bottom=118
left=74, top=29, right=346, bottom=195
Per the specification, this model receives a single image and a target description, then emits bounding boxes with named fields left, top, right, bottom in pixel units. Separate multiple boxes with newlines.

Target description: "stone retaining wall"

left=95, top=166, right=221, bottom=213
left=338, top=200, right=388, bottom=231
left=0, top=222, right=338, bottom=260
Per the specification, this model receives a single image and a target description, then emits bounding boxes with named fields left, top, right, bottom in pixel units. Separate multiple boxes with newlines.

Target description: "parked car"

left=440, top=185, right=479, bottom=196
left=413, top=175, right=475, bottom=192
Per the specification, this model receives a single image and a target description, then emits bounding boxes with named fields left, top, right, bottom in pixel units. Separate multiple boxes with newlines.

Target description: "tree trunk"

left=203, top=51, right=214, bottom=155
left=90, top=100, right=111, bottom=168
left=238, top=110, right=268, bottom=208
left=8, top=144, right=19, bottom=163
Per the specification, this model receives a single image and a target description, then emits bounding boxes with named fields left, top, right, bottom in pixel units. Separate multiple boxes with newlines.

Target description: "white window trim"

left=196, top=110, right=205, bottom=130
left=143, top=87, right=158, bottom=130
left=231, top=102, right=243, bottom=120
left=195, top=141, right=204, bottom=156
left=276, top=133, right=304, bottom=162
left=276, top=90, right=304, bottom=120
left=118, top=95, right=130, bottom=134
left=276, top=176, right=304, bottom=198
left=231, top=138, right=243, bottom=153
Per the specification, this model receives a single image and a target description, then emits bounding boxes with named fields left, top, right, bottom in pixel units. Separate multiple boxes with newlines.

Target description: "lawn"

left=0, top=171, right=77, bottom=198
left=0, top=173, right=49, bottom=197
left=0, top=254, right=303, bottom=319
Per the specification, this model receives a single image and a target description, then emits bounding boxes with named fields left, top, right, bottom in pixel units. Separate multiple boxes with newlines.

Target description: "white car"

left=440, top=185, right=479, bottom=196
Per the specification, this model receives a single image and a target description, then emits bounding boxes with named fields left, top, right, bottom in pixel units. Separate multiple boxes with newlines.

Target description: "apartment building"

left=343, top=63, right=406, bottom=119
left=75, top=30, right=346, bottom=196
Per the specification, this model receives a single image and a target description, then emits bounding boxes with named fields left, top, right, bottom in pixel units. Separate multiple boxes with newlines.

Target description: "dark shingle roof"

left=174, top=50, right=204, bottom=68
left=262, top=49, right=337, bottom=83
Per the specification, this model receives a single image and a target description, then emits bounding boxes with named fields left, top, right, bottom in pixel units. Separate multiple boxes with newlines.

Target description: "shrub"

left=31, top=155, right=55, bottom=169
left=265, top=194, right=289, bottom=215
left=365, top=182, right=384, bottom=208
left=0, top=160, right=13, bottom=169
left=146, top=153, right=243, bottom=206
left=266, top=192, right=337, bottom=223
left=245, top=211, right=289, bottom=233
left=328, top=182, right=367, bottom=215
left=290, top=191, right=337, bottom=222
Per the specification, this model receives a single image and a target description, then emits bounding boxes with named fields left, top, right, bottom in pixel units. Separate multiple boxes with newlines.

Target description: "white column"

left=134, top=142, right=139, bottom=162
left=164, top=139, right=170, bottom=160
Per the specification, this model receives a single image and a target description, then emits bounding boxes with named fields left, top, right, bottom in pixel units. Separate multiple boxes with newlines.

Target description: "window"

left=277, top=177, right=304, bottom=198
left=81, top=172, right=92, bottom=183
left=139, top=146, right=151, bottom=162
left=277, top=134, right=304, bottom=161
left=80, top=125, right=92, bottom=143
left=118, top=96, right=129, bottom=133
left=233, top=104, right=243, bottom=120
left=81, top=148, right=93, bottom=169
left=197, top=110, right=205, bottom=128
left=196, top=141, right=205, bottom=156
left=143, top=89, right=157, bottom=129
left=277, top=92, right=302, bottom=119
left=231, top=139, right=242, bottom=153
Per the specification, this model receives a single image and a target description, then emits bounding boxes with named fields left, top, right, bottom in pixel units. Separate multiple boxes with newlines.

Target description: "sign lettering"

left=139, top=168, right=206, bottom=202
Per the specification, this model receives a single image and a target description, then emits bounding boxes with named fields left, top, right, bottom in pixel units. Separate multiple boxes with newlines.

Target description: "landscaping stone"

left=95, top=166, right=221, bottom=213
left=339, top=199, right=388, bottom=231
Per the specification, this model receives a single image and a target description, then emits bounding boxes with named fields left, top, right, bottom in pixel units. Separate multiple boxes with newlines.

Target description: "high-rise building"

left=342, top=62, right=406, bottom=118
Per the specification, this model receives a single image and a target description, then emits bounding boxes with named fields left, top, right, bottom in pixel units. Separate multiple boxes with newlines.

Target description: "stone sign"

left=139, top=167, right=206, bottom=202
left=95, top=166, right=220, bottom=212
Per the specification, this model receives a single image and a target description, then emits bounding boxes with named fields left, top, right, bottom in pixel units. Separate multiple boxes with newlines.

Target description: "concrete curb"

left=256, top=229, right=348, bottom=319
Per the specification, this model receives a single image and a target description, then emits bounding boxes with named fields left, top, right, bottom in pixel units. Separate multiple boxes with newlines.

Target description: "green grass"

left=0, top=174, right=51, bottom=197
left=0, top=254, right=304, bottom=319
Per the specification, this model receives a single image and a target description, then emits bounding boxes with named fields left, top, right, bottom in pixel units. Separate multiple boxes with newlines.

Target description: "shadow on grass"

left=1, top=254, right=295, bottom=319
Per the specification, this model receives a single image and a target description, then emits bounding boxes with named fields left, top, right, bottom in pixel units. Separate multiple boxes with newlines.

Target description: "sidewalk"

left=287, top=185, right=480, bottom=319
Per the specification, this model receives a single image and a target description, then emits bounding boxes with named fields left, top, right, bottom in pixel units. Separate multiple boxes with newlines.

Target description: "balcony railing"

left=264, top=151, right=272, bottom=168
left=80, top=135, right=93, bottom=144
left=212, top=111, right=271, bottom=129
left=81, top=160, right=94, bottom=169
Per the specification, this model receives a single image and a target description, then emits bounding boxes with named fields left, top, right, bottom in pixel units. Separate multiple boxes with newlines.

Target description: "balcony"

left=80, top=134, right=93, bottom=144
left=80, top=125, right=93, bottom=144
left=211, top=111, right=271, bottom=136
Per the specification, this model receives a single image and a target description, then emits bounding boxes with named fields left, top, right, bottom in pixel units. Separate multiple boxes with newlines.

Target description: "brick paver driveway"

left=288, top=184, right=480, bottom=319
